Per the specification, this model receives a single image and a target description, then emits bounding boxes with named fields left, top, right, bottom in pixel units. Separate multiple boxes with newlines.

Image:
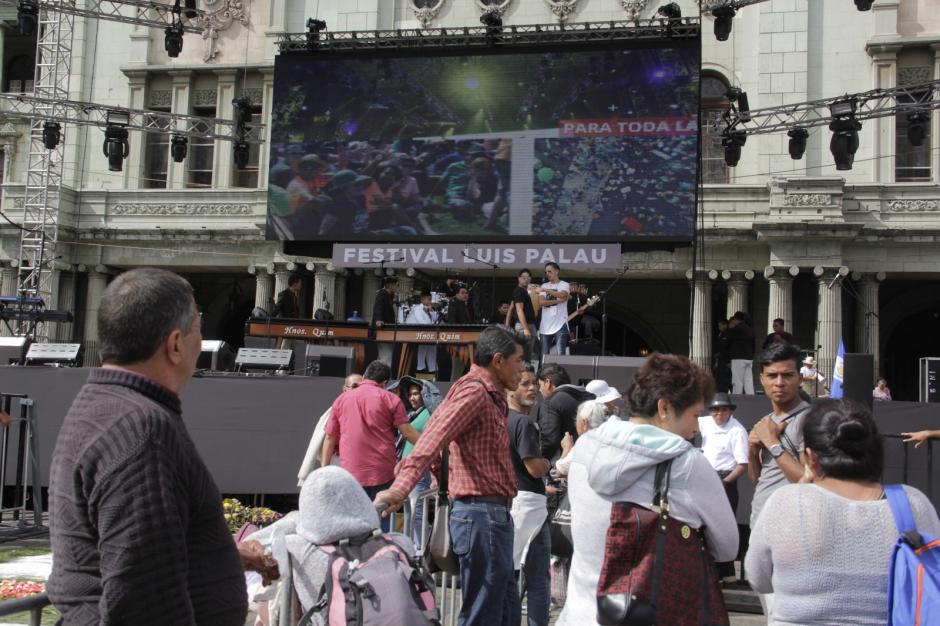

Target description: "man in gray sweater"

left=48, top=268, right=271, bottom=625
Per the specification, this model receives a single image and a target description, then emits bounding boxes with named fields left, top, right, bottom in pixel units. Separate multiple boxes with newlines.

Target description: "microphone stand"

left=598, top=267, right=627, bottom=357
left=462, top=250, right=498, bottom=323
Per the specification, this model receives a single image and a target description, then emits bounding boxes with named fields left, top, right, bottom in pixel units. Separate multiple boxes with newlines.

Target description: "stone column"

left=168, top=71, right=193, bottom=189
left=868, top=45, right=901, bottom=182
left=124, top=71, right=148, bottom=189
left=362, top=272, right=380, bottom=322
left=312, top=266, right=336, bottom=316
left=212, top=70, right=238, bottom=188
left=722, top=270, right=755, bottom=319
left=687, top=269, right=717, bottom=370
left=0, top=263, right=17, bottom=337
left=82, top=266, right=110, bottom=366
left=932, top=43, right=940, bottom=184
left=334, top=271, right=348, bottom=320
left=273, top=262, right=296, bottom=313
left=55, top=270, right=77, bottom=342
left=250, top=264, right=275, bottom=312
left=41, top=268, right=63, bottom=342
left=814, top=266, right=849, bottom=382
left=764, top=265, right=800, bottom=334
left=853, top=271, right=886, bottom=377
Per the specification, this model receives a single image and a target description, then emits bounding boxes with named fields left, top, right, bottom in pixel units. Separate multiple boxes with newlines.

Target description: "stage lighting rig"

left=16, top=0, right=38, bottom=36
left=170, top=134, right=187, bottom=162
left=722, top=130, right=746, bottom=167
left=712, top=5, right=736, bottom=41
left=232, top=96, right=252, bottom=130
left=165, top=22, right=184, bottom=57
left=42, top=122, right=61, bottom=150
left=233, top=141, right=250, bottom=169
left=657, top=2, right=681, bottom=19
left=855, top=0, right=873, bottom=9
left=306, top=18, right=327, bottom=49
left=103, top=125, right=130, bottom=172
left=906, top=112, right=928, bottom=147
left=480, top=10, right=502, bottom=29
left=726, top=86, right=750, bottom=122
left=787, top=127, right=808, bottom=160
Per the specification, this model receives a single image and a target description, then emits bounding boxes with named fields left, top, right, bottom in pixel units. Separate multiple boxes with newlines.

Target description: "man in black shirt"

left=728, top=310, right=756, bottom=394
left=273, top=273, right=302, bottom=318
left=372, top=276, right=398, bottom=365
left=761, top=318, right=795, bottom=349
left=510, top=269, right=538, bottom=361
left=445, top=286, right=473, bottom=379
left=506, top=365, right=551, bottom=626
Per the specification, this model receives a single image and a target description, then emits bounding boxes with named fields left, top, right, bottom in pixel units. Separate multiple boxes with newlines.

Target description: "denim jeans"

left=410, top=471, right=432, bottom=549
left=510, top=521, right=551, bottom=626
left=450, top=500, right=516, bottom=626
left=540, top=327, right=570, bottom=358
left=362, top=481, right=392, bottom=532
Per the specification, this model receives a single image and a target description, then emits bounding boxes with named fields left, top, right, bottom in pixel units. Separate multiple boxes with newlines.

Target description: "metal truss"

left=0, top=0, right=205, bottom=33
left=0, top=93, right=265, bottom=143
left=707, top=0, right=770, bottom=10
left=276, top=17, right=700, bottom=53
left=719, top=79, right=940, bottom=136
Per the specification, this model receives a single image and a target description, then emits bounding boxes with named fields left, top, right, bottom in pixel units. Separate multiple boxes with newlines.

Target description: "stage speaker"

left=235, top=348, right=294, bottom=373
left=569, top=340, right=601, bottom=356
left=306, top=344, right=354, bottom=377
left=243, top=335, right=277, bottom=349
left=0, top=337, right=31, bottom=365
left=542, top=355, right=596, bottom=387
left=25, top=342, right=83, bottom=367
left=843, top=353, right=874, bottom=410
left=595, top=356, right=647, bottom=392
left=198, top=340, right=235, bottom=372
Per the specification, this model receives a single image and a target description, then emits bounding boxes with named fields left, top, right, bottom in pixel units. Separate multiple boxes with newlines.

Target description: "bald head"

left=343, top=374, right=363, bottom=392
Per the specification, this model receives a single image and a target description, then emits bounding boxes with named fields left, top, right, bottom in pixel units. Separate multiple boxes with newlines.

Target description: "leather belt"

left=455, top=495, right=513, bottom=508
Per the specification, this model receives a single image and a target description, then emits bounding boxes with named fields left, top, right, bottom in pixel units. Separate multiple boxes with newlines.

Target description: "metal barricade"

left=0, top=392, right=43, bottom=533
left=0, top=592, right=50, bottom=626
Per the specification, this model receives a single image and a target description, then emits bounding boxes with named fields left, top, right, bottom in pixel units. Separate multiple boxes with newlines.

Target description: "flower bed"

left=0, top=579, right=45, bottom=600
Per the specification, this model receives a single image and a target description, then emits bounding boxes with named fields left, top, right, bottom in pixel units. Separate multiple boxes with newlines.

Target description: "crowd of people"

left=45, top=268, right=938, bottom=626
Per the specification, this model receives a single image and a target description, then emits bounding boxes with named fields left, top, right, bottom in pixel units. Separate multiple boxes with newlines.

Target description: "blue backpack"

left=885, top=484, right=940, bottom=625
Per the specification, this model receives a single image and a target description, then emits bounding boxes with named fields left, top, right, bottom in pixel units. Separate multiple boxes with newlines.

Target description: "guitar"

left=568, top=295, right=600, bottom=322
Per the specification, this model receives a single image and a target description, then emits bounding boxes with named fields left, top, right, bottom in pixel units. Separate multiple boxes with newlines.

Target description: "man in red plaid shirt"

left=374, top=325, right=526, bottom=626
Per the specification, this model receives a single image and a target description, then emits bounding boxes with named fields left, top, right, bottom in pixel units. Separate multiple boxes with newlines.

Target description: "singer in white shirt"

left=538, top=261, right=570, bottom=356
left=406, top=292, right=438, bottom=374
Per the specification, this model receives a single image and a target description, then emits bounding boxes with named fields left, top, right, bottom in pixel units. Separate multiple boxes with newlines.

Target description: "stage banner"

left=267, top=35, right=699, bottom=243
left=332, top=243, right=623, bottom=270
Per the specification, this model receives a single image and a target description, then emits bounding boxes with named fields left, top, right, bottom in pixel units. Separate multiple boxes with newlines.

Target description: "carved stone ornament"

left=410, top=0, right=445, bottom=28
left=199, top=0, right=250, bottom=63
left=699, top=0, right=725, bottom=10
left=620, top=0, right=648, bottom=20
left=476, top=0, right=511, bottom=18
left=886, top=199, right=940, bottom=212
left=245, top=87, right=263, bottom=104
left=545, top=0, right=578, bottom=22
left=782, top=193, right=831, bottom=207
left=193, top=89, right=218, bottom=106
left=149, top=90, right=172, bottom=108
left=110, top=203, right=253, bottom=216
left=898, top=66, right=932, bottom=87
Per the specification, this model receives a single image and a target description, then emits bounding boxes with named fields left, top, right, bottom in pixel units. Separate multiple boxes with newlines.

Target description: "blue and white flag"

left=829, top=339, right=846, bottom=399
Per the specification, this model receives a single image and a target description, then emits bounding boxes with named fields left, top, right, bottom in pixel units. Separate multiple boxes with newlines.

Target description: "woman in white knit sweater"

left=745, top=399, right=940, bottom=625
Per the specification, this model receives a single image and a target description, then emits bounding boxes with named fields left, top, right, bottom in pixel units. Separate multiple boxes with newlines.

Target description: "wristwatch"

left=769, top=443, right=785, bottom=458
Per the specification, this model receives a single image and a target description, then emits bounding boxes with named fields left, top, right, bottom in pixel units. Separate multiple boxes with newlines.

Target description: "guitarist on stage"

left=569, top=282, right=601, bottom=343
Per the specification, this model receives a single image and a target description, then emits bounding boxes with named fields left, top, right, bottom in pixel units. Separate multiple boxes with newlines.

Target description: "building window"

left=187, top=106, right=215, bottom=188
left=895, top=92, right=931, bottom=182
left=142, top=110, right=170, bottom=188
left=234, top=106, right=263, bottom=188
left=701, top=74, right=729, bottom=184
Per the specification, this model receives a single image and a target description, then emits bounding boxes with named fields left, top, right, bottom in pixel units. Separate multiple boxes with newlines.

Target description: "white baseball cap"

left=586, top=379, right=622, bottom=404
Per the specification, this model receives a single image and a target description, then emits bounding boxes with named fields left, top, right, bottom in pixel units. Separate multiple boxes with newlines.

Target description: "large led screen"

left=268, top=43, right=700, bottom=242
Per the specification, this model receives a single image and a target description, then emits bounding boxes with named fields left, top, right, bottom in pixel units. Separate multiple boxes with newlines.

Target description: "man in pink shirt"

left=321, top=360, right=420, bottom=511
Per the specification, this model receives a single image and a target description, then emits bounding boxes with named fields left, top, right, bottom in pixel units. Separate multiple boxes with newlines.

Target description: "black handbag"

left=549, top=488, right=573, bottom=558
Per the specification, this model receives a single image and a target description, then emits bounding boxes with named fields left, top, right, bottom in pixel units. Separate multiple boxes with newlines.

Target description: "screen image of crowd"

left=267, top=45, right=699, bottom=241
left=532, top=136, right=698, bottom=237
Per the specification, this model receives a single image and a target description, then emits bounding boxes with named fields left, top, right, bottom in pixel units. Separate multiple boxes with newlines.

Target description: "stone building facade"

left=0, top=0, right=938, bottom=399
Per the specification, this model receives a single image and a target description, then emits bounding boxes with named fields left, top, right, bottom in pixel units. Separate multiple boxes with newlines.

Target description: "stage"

left=1, top=366, right=938, bottom=524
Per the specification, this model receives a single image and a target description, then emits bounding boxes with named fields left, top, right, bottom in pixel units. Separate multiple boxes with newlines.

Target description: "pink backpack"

left=300, top=531, right=439, bottom=626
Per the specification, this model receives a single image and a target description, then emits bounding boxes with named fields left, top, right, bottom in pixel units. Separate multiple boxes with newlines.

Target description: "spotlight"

left=829, top=117, right=861, bottom=171
left=657, top=2, right=681, bottom=19
left=480, top=11, right=502, bottom=29
left=42, top=122, right=61, bottom=150
left=183, top=0, right=197, bottom=18
left=712, top=5, right=736, bottom=41
left=170, top=134, right=188, bottom=162
left=164, top=23, right=184, bottom=57
left=102, top=126, right=130, bottom=172
left=17, top=0, right=37, bottom=37
left=721, top=130, right=747, bottom=167
left=232, top=96, right=252, bottom=130
left=726, top=87, right=751, bottom=122
left=854, top=0, right=874, bottom=9
left=829, top=99, right=857, bottom=118
left=306, top=18, right=327, bottom=49
left=787, top=127, right=809, bottom=160
left=233, top=141, right=250, bottom=169
left=906, top=112, right=928, bottom=147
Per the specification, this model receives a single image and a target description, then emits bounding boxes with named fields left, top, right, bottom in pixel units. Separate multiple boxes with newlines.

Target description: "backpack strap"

left=885, top=484, right=925, bottom=549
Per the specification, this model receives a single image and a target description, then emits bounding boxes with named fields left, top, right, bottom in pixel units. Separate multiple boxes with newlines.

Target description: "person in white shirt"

left=799, top=355, right=827, bottom=397
left=698, top=392, right=749, bottom=581
left=405, top=291, right=438, bottom=375
left=537, top=262, right=570, bottom=357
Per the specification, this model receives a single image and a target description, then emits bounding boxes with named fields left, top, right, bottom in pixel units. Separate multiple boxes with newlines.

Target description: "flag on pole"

left=830, top=339, right=845, bottom=399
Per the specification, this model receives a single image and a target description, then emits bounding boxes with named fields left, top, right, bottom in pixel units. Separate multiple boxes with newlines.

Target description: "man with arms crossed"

left=538, top=262, right=570, bottom=357
left=48, top=268, right=274, bottom=625
left=510, top=268, right=538, bottom=362
left=374, top=326, right=526, bottom=626
left=747, top=342, right=810, bottom=620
